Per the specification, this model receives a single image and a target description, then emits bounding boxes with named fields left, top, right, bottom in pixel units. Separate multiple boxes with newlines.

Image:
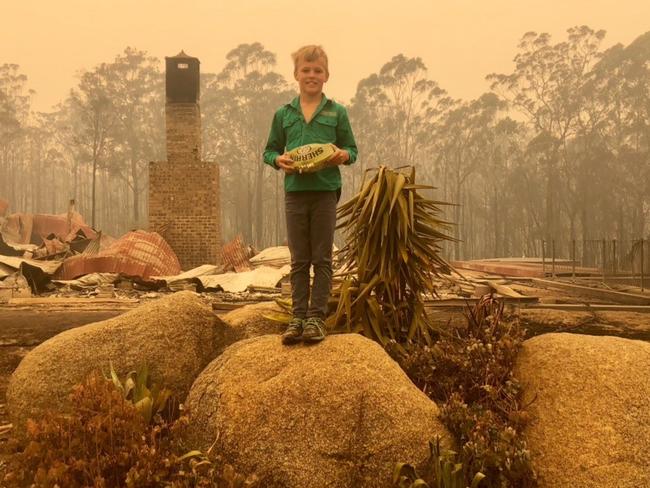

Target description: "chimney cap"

left=166, top=50, right=200, bottom=63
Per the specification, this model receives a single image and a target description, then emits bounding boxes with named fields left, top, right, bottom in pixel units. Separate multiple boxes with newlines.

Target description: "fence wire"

left=446, top=237, right=648, bottom=290
left=535, top=239, right=648, bottom=290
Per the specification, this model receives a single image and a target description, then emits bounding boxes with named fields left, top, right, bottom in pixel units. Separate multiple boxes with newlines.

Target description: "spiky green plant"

left=331, top=166, right=455, bottom=345
left=107, top=362, right=172, bottom=424
left=261, top=297, right=293, bottom=324
left=393, top=436, right=485, bottom=488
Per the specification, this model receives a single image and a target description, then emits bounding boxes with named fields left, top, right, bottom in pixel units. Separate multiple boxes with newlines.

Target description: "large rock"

left=516, top=309, right=594, bottom=329
left=221, top=301, right=287, bottom=339
left=516, top=309, right=650, bottom=341
left=515, top=333, right=650, bottom=488
left=185, top=334, right=451, bottom=488
left=7, top=291, right=231, bottom=434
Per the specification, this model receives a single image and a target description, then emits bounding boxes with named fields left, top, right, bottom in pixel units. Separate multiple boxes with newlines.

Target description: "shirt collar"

left=288, top=94, right=331, bottom=112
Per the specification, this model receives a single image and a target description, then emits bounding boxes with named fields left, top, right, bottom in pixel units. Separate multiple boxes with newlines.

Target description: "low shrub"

left=2, top=370, right=256, bottom=488
left=390, top=295, right=537, bottom=488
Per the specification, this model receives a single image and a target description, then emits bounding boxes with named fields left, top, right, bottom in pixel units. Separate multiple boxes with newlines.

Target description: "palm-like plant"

left=330, top=165, right=455, bottom=345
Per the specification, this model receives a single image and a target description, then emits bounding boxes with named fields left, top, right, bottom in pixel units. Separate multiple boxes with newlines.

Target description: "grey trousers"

left=285, top=190, right=338, bottom=319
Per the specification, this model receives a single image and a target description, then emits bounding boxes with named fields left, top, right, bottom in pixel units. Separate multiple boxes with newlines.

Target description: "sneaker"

left=282, top=317, right=304, bottom=344
left=302, top=317, right=326, bottom=342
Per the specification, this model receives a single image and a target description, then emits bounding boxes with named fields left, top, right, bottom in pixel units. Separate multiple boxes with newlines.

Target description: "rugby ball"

left=288, top=143, right=336, bottom=174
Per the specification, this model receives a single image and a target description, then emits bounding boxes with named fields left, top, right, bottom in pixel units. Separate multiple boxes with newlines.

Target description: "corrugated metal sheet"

left=41, top=235, right=69, bottom=257
left=1, top=213, right=32, bottom=244
left=198, top=265, right=288, bottom=292
left=221, top=234, right=252, bottom=272
left=1, top=211, right=97, bottom=245
left=60, top=230, right=181, bottom=280
left=32, top=212, right=97, bottom=243
left=0, top=255, right=63, bottom=275
left=249, top=246, right=291, bottom=268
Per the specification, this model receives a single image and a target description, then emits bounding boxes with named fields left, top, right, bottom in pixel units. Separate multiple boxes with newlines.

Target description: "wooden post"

left=602, top=238, right=606, bottom=283
left=67, top=199, right=75, bottom=235
left=572, top=239, right=576, bottom=279
left=641, top=238, right=645, bottom=292
left=612, top=239, right=617, bottom=276
left=542, top=239, right=546, bottom=276
left=551, top=239, right=556, bottom=278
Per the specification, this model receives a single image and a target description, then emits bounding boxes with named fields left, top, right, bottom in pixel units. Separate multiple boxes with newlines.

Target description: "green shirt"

left=263, top=95, right=358, bottom=192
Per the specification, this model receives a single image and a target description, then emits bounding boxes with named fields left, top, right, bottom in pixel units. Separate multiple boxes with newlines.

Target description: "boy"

left=263, top=45, right=358, bottom=344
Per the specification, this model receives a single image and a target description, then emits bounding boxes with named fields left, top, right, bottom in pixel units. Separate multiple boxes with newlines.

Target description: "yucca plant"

left=331, top=165, right=455, bottom=345
left=261, top=297, right=293, bottom=324
left=107, top=362, right=172, bottom=424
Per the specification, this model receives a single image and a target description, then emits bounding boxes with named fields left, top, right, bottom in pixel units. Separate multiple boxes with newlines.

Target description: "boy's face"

left=294, top=58, right=329, bottom=97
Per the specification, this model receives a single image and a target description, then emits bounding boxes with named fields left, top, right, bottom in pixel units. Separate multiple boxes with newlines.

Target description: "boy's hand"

left=275, top=153, right=296, bottom=173
left=327, top=146, right=350, bottom=166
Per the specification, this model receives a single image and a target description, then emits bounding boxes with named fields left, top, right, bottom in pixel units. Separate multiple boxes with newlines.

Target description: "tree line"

left=0, top=27, right=648, bottom=261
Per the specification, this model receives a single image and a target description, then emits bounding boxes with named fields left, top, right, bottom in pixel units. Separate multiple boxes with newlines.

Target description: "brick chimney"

left=148, top=51, right=221, bottom=270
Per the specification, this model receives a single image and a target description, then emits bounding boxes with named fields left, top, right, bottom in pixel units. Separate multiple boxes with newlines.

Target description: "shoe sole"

left=282, top=335, right=303, bottom=345
left=302, top=335, right=325, bottom=343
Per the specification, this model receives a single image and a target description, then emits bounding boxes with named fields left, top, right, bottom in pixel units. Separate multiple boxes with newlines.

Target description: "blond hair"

left=291, top=45, right=329, bottom=73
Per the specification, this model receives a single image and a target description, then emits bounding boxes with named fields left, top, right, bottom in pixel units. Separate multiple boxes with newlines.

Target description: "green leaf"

left=369, top=167, right=385, bottom=221
left=408, top=190, right=415, bottom=230
left=403, top=183, right=434, bottom=190
left=176, top=450, right=205, bottom=462
left=470, top=472, right=486, bottom=487
left=152, top=387, right=172, bottom=416
left=351, top=274, right=381, bottom=306
left=108, top=361, right=124, bottom=395
left=124, top=375, right=136, bottom=400
left=410, top=481, right=430, bottom=488
left=261, top=312, right=292, bottom=324
left=274, top=297, right=292, bottom=312
left=392, top=462, right=417, bottom=482
left=389, top=172, right=406, bottom=214
left=134, top=396, right=153, bottom=423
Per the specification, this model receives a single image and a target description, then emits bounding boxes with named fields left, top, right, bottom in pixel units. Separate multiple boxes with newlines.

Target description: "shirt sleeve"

left=263, top=108, right=286, bottom=170
left=336, top=106, right=358, bottom=165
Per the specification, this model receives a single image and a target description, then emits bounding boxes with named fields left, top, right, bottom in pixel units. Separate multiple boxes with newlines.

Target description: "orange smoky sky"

left=2, top=0, right=649, bottom=112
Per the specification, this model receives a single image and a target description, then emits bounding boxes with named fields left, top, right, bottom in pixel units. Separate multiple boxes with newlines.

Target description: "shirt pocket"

left=312, top=115, right=337, bottom=142
left=282, top=112, right=302, bottom=143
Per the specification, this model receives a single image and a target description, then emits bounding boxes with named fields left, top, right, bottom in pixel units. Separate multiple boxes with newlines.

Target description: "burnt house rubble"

left=1, top=181, right=649, bottom=320
left=0, top=192, right=287, bottom=300
left=0, top=51, right=298, bottom=304
left=0, top=51, right=275, bottom=302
